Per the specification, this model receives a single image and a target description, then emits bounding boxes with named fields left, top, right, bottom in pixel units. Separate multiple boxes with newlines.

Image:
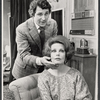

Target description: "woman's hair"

left=28, top=0, right=51, bottom=17
left=43, top=35, right=75, bottom=62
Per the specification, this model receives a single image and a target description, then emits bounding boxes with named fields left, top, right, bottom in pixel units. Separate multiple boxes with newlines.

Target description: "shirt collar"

left=34, top=18, right=47, bottom=30
left=34, top=18, right=40, bottom=30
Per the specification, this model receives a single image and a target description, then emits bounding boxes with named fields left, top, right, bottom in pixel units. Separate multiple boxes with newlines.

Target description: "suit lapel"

left=27, top=18, right=41, bottom=51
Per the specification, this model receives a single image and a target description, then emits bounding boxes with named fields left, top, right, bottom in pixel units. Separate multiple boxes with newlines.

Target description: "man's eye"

left=45, top=12, right=49, bottom=16
left=38, top=13, right=43, bottom=16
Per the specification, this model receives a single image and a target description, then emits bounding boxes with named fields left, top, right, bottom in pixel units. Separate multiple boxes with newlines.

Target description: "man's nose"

left=42, top=15, right=46, bottom=20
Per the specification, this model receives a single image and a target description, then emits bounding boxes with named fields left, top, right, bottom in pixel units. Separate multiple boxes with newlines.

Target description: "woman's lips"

left=55, top=58, right=61, bottom=61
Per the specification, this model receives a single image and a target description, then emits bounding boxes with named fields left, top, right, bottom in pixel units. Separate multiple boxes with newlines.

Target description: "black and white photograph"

left=3, top=0, right=98, bottom=100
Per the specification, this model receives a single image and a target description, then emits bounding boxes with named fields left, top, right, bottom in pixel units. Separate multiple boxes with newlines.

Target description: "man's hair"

left=28, top=0, right=51, bottom=17
left=42, top=35, right=75, bottom=62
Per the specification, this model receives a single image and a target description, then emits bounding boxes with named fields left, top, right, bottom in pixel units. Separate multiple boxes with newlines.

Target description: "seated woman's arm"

left=75, top=72, right=92, bottom=100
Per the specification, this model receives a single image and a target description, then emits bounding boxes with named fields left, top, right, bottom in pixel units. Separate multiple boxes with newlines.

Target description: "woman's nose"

left=56, top=51, right=60, bottom=56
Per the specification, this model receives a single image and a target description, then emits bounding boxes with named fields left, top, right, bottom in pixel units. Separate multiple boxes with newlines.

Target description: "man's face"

left=34, top=6, right=50, bottom=27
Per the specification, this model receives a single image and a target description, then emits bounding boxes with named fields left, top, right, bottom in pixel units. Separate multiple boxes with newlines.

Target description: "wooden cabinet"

left=68, top=54, right=96, bottom=100
left=74, top=0, right=94, bottom=12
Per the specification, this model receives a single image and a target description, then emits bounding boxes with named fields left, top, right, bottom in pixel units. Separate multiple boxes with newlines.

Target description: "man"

left=12, top=0, right=58, bottom=79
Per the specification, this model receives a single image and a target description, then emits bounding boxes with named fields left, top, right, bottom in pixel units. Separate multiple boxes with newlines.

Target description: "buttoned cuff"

left=36, top=57, right=43, bottom=66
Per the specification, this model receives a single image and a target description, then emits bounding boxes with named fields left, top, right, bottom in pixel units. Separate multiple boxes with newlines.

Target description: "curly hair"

left=43, top=35, right=75, bottom=62
left=28, top=0, right=51, bottom=17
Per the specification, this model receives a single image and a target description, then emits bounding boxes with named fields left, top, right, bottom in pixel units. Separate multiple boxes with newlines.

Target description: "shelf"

left=74, top=53, right=97, bottom=58
left=69, top=35, right=98, bottom=39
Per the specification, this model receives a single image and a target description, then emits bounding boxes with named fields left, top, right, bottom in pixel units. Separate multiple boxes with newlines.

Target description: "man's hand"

left=36, top=56, right=54, bottom=65
left=36, top=56, right=58, bottom=69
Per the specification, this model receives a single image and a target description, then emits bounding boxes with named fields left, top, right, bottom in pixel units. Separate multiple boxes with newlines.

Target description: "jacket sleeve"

left=53, top=20, right=58, bottom=37
left=16, top=26, right=38, bottom=68
left=75, top=73, right=92, bottom=100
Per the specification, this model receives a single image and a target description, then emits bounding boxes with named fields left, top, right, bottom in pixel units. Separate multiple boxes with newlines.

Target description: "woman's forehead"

left=51, top=43, right=65, bottom=49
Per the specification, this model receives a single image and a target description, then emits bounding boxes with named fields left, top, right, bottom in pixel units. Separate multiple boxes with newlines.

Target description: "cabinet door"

left=78, top=0, right=86, bottom=12
left=74, top=0, right=79, bottom=12
left=69, top=55, right=96, bottom=100
left=85, top=0, right=94, bottom=10
left=74, top=0, right=94, bottom=12
left=68, top=56, right=83, bottom=73
left=74, top=0, right=85, bottom=12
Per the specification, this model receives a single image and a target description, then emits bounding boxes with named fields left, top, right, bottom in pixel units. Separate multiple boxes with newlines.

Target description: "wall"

left=48, top=0, right=73, bottom=39
left=48, top=0, right=68, bottom=37
left=50, top=0, right=98, bottom=54
left=3, top=0, right=10, bottom=51
left=69, top=0, right=98, bottom=55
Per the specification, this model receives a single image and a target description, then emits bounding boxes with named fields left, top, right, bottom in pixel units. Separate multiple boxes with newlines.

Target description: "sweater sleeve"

left=75, top=72, right=92, bottom=100
left=52, top=20, right=58, bottom=37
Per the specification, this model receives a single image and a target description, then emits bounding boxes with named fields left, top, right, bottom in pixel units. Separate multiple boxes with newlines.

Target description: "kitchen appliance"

left=77, top=38, right=89, bottom=54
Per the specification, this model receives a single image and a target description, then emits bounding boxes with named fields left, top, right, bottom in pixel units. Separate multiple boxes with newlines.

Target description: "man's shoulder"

left=16, top=18, right=32, bottom=30
left=16, top=21, right=26, bottom=30
left=49, top=18, right=56, bottom=22
left=47, top=18, right=57, bottom=25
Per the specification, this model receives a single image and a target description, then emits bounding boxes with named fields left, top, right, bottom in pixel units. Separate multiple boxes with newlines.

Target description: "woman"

left=38, top=35, right=92, bottom=100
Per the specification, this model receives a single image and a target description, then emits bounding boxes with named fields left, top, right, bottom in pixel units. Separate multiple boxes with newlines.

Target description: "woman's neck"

left=47, top=64, right=70, bottom=77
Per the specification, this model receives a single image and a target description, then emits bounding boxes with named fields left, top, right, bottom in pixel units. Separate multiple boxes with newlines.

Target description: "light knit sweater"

left=38, top=67, right=92, bottom=100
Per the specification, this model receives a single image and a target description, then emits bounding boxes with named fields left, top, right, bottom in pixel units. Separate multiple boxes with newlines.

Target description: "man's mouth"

left=41, top=21, right=46, bottom=23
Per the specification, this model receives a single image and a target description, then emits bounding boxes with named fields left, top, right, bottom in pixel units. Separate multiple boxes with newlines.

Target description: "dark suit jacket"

left=12, top=18, right=58, bottom=79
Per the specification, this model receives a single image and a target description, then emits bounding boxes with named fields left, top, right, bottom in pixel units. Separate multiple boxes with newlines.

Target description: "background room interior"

left=3, top=0, right=98, bottom=100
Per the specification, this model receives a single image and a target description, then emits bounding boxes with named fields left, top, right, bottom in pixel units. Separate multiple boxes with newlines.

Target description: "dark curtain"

left=9, top=0, right=32, bottom=82
left=51, top=10, right=62, bottom=35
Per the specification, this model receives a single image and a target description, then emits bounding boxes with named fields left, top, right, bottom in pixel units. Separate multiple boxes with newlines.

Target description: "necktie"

left=39, top=27, right=45, bottom=50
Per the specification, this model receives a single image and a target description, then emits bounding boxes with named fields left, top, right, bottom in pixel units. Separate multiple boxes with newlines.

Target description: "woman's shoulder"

left=39, top=70, right=51, bottom=80
left=67, top=67, right=82, bottom=78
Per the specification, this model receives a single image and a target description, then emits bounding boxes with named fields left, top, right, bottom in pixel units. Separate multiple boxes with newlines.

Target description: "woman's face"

left=50, top=43, right=66, bottom=65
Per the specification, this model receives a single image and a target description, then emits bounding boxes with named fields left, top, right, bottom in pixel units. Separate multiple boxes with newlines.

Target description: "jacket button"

left=53, top=94, right=58, bottom=100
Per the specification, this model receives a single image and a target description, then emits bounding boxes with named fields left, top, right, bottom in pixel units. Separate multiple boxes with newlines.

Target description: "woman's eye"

left=60, top=49, right=65, bottom=52
left=51, top=50, right=56, bottom=52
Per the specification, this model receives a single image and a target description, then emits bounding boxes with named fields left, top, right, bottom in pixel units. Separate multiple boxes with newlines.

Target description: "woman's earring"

left=64, top=58, right=67, bottom=64
left=64, top=61, right=66, bottom=64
